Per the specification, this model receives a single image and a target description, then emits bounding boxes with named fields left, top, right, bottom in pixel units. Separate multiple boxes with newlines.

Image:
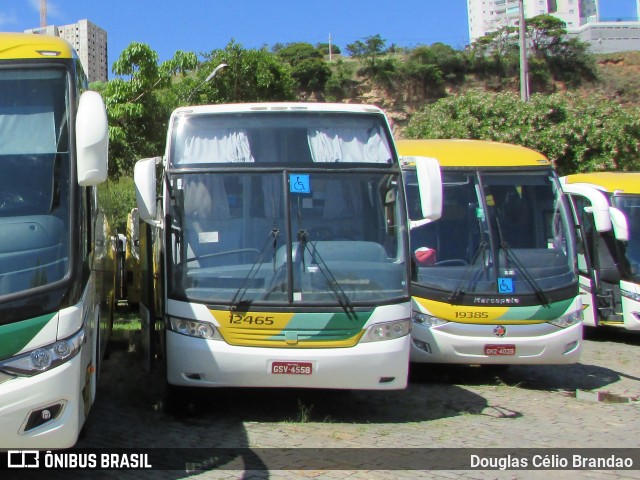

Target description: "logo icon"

left=493, top=325, right=507, bottom=337
left=7, top=450, right=39, bottom=468
left=289, top=174, right=310, bottom=194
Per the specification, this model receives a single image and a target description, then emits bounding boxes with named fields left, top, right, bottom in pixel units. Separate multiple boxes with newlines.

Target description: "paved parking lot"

left=56, top=322, right=640, bottom=479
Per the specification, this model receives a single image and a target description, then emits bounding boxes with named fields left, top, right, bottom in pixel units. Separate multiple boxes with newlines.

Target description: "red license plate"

left=484, top=344, right=516, bottom=356
left=271, top=361, right=313, bottom=375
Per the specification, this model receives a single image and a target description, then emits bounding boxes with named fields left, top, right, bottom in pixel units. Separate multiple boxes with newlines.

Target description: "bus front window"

left=0, top=68, right=71, bottom=298
left=169, top=171, right=406, bottom=306
left=408, top=170, right=576, bottom=299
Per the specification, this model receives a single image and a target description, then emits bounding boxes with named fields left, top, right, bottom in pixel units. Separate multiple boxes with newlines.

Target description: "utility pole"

left=40, top=0, right=47, bottom=27
left=518, top=0, right=530, bottom=102
left=329, top=33, right=333, bottom=62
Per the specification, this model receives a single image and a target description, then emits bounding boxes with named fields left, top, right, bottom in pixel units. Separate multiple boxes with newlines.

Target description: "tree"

left=467, top=15, right=597, bottom=90
left=345, top=35, right=397, bottom=86
left=277, top=42, right=322, bottom=64
left=196, top=41, right=297, bottom=103
left=405, top=90, right=640, bottom=175
left=276, top=43, right=331, bottom=93
left=101, top=42, right=181, bottom=177
left=526, top=15, right=597, bottom=86
left=316, top=42, right=341, bottom=56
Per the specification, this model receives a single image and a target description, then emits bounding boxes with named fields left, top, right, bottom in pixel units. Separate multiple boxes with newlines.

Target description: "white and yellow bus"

left=135, top=103, right=442, bottom=391
left=399, top=139, right=582, bottom=365
left=561, top=173, right=640, bottom=330
left=0, top=33, right=112, bottom=447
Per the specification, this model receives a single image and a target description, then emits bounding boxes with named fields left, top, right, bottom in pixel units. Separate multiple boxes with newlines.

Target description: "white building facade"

left=25, top=19, right=108, bottom=83
left=468, top=0, right=599, bottom=43
left=467, top=0, right=640, bottom=53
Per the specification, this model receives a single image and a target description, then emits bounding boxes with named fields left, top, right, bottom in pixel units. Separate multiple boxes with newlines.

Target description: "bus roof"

left=397, top=139, right=551, bottom=168
left=171, top=102, right=386, bottom=117
left=563, top=172, right=640, bottom=195
left=0, top=32, right=74, bottom=60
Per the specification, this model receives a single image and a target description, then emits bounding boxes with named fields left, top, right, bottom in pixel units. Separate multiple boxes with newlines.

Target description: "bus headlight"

left=361, top=319, right=411, bottom=342
left=168, top=317, right=221, bottom=340
left=412, top=311, right=448, bottom=328
left=0, top=328, right=85, bottom=376
left=621, top=288, right=640, bottom=302
left=548, top=310, right=583, bottom=328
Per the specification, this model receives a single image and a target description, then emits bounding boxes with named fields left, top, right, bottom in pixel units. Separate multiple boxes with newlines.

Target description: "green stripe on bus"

left=270, top=311, right=373, bottom=342
left=0, top=313, right=56, bottom=360
left=497, top=298, right=575, bottom=321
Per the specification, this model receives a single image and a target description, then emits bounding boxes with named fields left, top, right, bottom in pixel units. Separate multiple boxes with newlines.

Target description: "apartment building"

left=467, top=0, right=640, bottom=53
left=468, top=0, right=598, bottom=43
left=25, top=19, right=108, bottom=83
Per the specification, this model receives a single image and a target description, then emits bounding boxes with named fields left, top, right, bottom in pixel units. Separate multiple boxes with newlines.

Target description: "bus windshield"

left=612, top=195, right=640, bottom=281
left=406, top=169, right=576, bottom=300
left=167, top=170, right=406, bottom=306
left=168, top=111, right=394, bottom=166
left=0, top=68, right=71, bottom=298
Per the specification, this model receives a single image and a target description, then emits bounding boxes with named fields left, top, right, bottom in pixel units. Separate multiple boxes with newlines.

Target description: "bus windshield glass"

left=167, top=169, right=406, bottom=306
left=406, top=169, right=576, bottom=299
left=0, top=68, right=71, bottom=298
left=168, top=111, right=394, bottom=166
left=612, top=195, right=640, bottom=280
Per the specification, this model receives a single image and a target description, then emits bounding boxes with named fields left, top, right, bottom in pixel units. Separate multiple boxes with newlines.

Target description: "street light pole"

left=519, top=0, right=530, bottom=102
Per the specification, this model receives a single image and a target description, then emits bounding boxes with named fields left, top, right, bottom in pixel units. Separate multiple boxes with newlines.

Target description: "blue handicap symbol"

left=498, top=277, right=514, bottom=294
left=290, top=174, right=310, bottom=194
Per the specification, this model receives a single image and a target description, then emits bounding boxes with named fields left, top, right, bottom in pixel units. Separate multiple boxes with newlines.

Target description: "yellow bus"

left=561, top=173, right=640, bottom=330
left=399, top=139, right=582, bottom=365
left=0, top=33, right=112, bottom=447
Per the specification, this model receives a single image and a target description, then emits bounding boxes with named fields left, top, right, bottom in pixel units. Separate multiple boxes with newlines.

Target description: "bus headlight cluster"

left=0, top=328, right=85, bottom=376
left=361, top=319, right=411, bottom=343
left=548, top=310, right=583, bottom=328
left=412, top=311, right=448, bottom=328
left=169, top=317, right=221, bottom=340
left=621, top=288, right=640, bottom=302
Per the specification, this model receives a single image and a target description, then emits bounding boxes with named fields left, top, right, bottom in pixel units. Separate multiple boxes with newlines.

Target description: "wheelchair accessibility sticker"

left=498, top=277, right=514, bottom=294
left=290, top=174, right=310, bottom=194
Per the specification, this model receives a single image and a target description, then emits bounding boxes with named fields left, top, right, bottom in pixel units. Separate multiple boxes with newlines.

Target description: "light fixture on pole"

left=185, top=63, right=228, bottom=104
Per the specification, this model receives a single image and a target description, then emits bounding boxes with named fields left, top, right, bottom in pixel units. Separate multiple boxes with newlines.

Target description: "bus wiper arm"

left=495, top=219, right=549, bottom=307
left=299, top=230, right=357, bottom=321
left=449, top=212, right=489, bottom=302
left=449, top=241, right=488, bottom=303
left=230, top=228, right=280, bottom=311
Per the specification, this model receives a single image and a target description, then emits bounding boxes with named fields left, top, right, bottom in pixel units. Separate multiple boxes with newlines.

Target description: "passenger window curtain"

left=307, top=127, right=392, bottom=163
left=178, top=129, right=254, bottom=164
left=0, top=106, right=56, bottom=155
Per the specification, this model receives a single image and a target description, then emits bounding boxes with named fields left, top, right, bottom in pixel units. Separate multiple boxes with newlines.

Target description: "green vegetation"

left=405, top=91, right=640, bottom=175
left=94, top=16, right=640, bottom=231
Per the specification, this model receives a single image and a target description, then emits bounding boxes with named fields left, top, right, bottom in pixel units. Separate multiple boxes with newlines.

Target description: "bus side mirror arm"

left=609, top=207, right=629, bottom=242
left=135, top=156, right=163, bottom=228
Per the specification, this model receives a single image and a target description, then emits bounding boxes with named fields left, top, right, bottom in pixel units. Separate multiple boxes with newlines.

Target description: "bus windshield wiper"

left=449, top=212, right=489, bottom=303
left=298, top=230, right=357, bottom=321
left=448, top=240, right=488, bottom=302
left=494, top=218, right=549, bottom=306
left=229, top=228, right=280, bottom=311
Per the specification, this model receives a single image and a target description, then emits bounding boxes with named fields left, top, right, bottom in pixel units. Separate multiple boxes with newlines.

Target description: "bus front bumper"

left=0, top=355, right=85, bottom=449
left=410, top=322, right=582, bottom=365
left=166, top=330, right=410, bottom=390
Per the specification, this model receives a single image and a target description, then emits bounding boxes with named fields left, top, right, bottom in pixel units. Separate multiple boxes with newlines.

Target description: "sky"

left=1, top=0, right=638, bottom=79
